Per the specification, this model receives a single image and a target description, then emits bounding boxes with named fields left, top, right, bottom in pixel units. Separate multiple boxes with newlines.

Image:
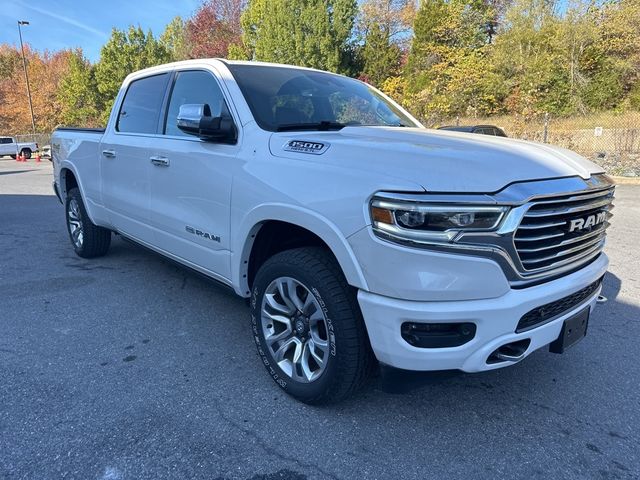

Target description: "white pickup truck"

left=52, top=59, right=614, bottom=404
left=0, top=136, right=38, bottom=159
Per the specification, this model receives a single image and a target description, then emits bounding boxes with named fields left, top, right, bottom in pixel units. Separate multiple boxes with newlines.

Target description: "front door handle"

left=150, top=156, right=170, bottom=167
left=102, top=149, right=116, bottom=158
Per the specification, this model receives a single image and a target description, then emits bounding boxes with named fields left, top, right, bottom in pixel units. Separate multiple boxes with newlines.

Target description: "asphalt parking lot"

left=1, top=158, right=639, bottom=480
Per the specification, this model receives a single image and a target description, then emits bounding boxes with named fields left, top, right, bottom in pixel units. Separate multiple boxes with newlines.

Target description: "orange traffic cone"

left=17, top=153, right=23, bottom=162
left=35, top=154, right=41, bottom=163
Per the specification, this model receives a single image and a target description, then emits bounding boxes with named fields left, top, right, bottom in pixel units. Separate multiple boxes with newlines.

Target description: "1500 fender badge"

left=186, top=226, right=221, bottom=242
left=283, top=140, right=329, bottom=155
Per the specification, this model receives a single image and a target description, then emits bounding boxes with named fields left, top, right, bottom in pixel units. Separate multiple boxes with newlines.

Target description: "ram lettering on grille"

left=514, top=187, right=614, bottom=273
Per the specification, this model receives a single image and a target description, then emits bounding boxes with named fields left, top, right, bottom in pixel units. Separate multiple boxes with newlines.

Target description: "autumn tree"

left=94, top=26, right=171, bottom=122
left=0, top=45, right=72, bottom=134
left=185, top=0, right=246, bottom=58
left=237, top=0, right=358, bottom=74
left=0, top=45, right=24, bottom=133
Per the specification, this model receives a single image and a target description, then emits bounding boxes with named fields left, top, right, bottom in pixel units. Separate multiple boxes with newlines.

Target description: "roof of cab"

left=123, top=58, right=330, bottom=85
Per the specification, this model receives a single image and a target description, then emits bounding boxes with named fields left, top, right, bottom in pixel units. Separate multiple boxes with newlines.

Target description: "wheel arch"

left=232, top=205, right=368, bottom=297
left=59, top=165, right=101, bottom=225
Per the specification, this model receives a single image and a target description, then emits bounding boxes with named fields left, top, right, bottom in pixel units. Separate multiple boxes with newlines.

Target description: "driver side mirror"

left=176, top=104, right=236, bottom=143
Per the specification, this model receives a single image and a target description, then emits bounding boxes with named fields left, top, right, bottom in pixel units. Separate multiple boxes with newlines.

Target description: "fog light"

left=401, top=322, right=476, bottom=348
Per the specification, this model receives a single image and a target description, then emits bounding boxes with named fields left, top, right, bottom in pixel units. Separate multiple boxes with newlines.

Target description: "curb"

left=610, top=176, right=640, bottom=185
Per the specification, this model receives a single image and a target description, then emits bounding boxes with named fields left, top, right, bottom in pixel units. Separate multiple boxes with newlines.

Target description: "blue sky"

left=0, top=0, right=201, bottom=62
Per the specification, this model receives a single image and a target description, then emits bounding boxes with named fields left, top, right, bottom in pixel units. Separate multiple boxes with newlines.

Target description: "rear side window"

left=0, top=137, right=13, bottom=144
left=117, top=73, right=170, bottom=134
left=164, top=70, right=229, bottom=137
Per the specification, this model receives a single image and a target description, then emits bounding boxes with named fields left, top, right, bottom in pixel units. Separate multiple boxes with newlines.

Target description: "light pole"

left=17, top=20, right=36, bottom=136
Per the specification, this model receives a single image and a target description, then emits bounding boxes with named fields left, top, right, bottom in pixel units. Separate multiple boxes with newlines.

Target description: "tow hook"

left=597, top=295, right=607, bottom=304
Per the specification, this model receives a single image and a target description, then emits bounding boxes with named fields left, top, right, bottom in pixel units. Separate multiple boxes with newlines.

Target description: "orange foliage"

left=0, top=44, right=73, bottom=135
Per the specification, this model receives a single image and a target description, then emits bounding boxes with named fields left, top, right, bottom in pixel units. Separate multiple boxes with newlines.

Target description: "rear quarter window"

left=117, top=73, right=170, bottom=134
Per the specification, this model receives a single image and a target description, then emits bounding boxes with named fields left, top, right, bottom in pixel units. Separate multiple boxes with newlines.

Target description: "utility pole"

left=17, top=20, right=36, bottom=136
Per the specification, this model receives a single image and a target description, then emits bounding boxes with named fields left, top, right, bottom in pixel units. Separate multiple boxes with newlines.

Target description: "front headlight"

left=370, top=197, right=508, bottom=245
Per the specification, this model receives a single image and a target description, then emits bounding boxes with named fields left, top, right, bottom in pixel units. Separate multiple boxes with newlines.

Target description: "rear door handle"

left=102, top=149, right=116, bottom=158
left=150, top=156, right=170, bottom=167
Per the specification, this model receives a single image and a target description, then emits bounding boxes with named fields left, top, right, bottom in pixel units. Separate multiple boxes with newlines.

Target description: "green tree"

left=404, top=0, right=499, bottom=122
left=57, top=49, right=102, bottom=127
left=95, top=26, right=171, bottom=122
left=357, top=0, right=415, bottom=86
left=160, top=16, right=189, bottom=61
left=590, top=0, right=640, bottom=110
left=237, top=0, right=358, bottom=74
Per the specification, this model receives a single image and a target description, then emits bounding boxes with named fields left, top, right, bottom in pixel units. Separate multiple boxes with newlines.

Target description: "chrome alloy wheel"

left=67, top=198, right=84, bottom=248
left=261, top=277, right=330, bottom=383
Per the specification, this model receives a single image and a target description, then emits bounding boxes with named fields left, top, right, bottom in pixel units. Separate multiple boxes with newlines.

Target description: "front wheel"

left=65, top=188, right=111, bottom=258
left=251, top=247, right=374, bottom=404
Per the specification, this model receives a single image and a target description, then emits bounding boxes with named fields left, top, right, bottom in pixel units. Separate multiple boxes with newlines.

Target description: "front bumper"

left=357, top=253, right=608, bottom=372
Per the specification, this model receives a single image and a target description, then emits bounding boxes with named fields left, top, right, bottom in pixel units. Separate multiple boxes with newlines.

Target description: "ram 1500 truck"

left=52, top=60, right=614, bottom=404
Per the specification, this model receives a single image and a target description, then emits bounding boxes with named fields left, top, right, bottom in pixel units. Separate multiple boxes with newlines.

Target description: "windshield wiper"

left=276, top=121, right=346, bottom=132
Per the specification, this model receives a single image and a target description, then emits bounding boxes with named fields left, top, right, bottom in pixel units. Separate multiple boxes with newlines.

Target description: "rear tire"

left=251, top=247, right=374, bottom=404
left=65, top=188, right=111, bottom=258
left=20, top=148, right=31, bottom=159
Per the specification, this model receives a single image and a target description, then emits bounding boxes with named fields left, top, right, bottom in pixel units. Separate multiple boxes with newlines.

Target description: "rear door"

left=100, top=73, right=171, bottom=243
left=147, top=69, right=239, bottom=281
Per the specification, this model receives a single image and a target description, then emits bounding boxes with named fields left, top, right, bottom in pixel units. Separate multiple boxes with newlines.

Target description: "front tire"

left=251, top=247, right=374, bottom=404
left=65, top=188, right=111, bottom=258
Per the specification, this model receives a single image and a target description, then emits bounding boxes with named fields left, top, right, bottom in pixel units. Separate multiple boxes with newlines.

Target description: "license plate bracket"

left=549, top=307, right=590, bottom=354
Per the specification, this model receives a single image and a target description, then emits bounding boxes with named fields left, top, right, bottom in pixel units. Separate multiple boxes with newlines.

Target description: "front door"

left=148, top=69, right=238, bottom=281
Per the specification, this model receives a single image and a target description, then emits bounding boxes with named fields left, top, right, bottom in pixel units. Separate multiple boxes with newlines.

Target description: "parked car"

left=51, top=60, right=613, bottom=404
left=439, top=124, right=508, bottom=137
left=41, top=144, right=52, bottom=160
left=0, top=136, right=38, bottom=159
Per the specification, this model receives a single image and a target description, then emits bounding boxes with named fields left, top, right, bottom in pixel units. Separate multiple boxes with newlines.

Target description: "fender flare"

left=59, top=162, right=99, bottom=224
left=231, top=203, right=369, bottom=296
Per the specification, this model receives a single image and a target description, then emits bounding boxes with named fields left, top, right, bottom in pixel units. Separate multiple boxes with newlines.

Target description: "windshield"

left=227, top=64, right=420, bottom=132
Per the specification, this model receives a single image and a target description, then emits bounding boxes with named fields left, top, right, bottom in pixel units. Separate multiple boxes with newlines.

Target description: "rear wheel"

left=251, top=247, right=374, bottom=404
left=65, top=188, right=111, bottom=258
left=20, top=148, right=32, bottom=159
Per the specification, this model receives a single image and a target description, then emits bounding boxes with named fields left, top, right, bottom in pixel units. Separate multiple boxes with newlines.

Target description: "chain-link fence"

left=438, top=112, right=640, bottom=177
left=15, top=133, right=52, bottom=149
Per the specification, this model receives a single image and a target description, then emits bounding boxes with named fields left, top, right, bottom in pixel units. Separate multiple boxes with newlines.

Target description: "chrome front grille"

left=514, top=187, right=615, bottom=273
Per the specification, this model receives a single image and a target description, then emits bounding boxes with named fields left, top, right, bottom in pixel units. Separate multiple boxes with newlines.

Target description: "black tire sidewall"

left=251, top=255, right=348, bottom=402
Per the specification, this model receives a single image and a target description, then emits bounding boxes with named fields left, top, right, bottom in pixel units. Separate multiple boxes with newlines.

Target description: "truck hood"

left=269, top=126, right=604, bottom=193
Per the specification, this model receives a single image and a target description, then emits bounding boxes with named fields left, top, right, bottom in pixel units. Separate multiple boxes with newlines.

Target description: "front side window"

left=164, top=70, right=229, bottom=137
left=117, top=73, right=170, bottom=134
left=228, top=64, right=420, bottom=132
